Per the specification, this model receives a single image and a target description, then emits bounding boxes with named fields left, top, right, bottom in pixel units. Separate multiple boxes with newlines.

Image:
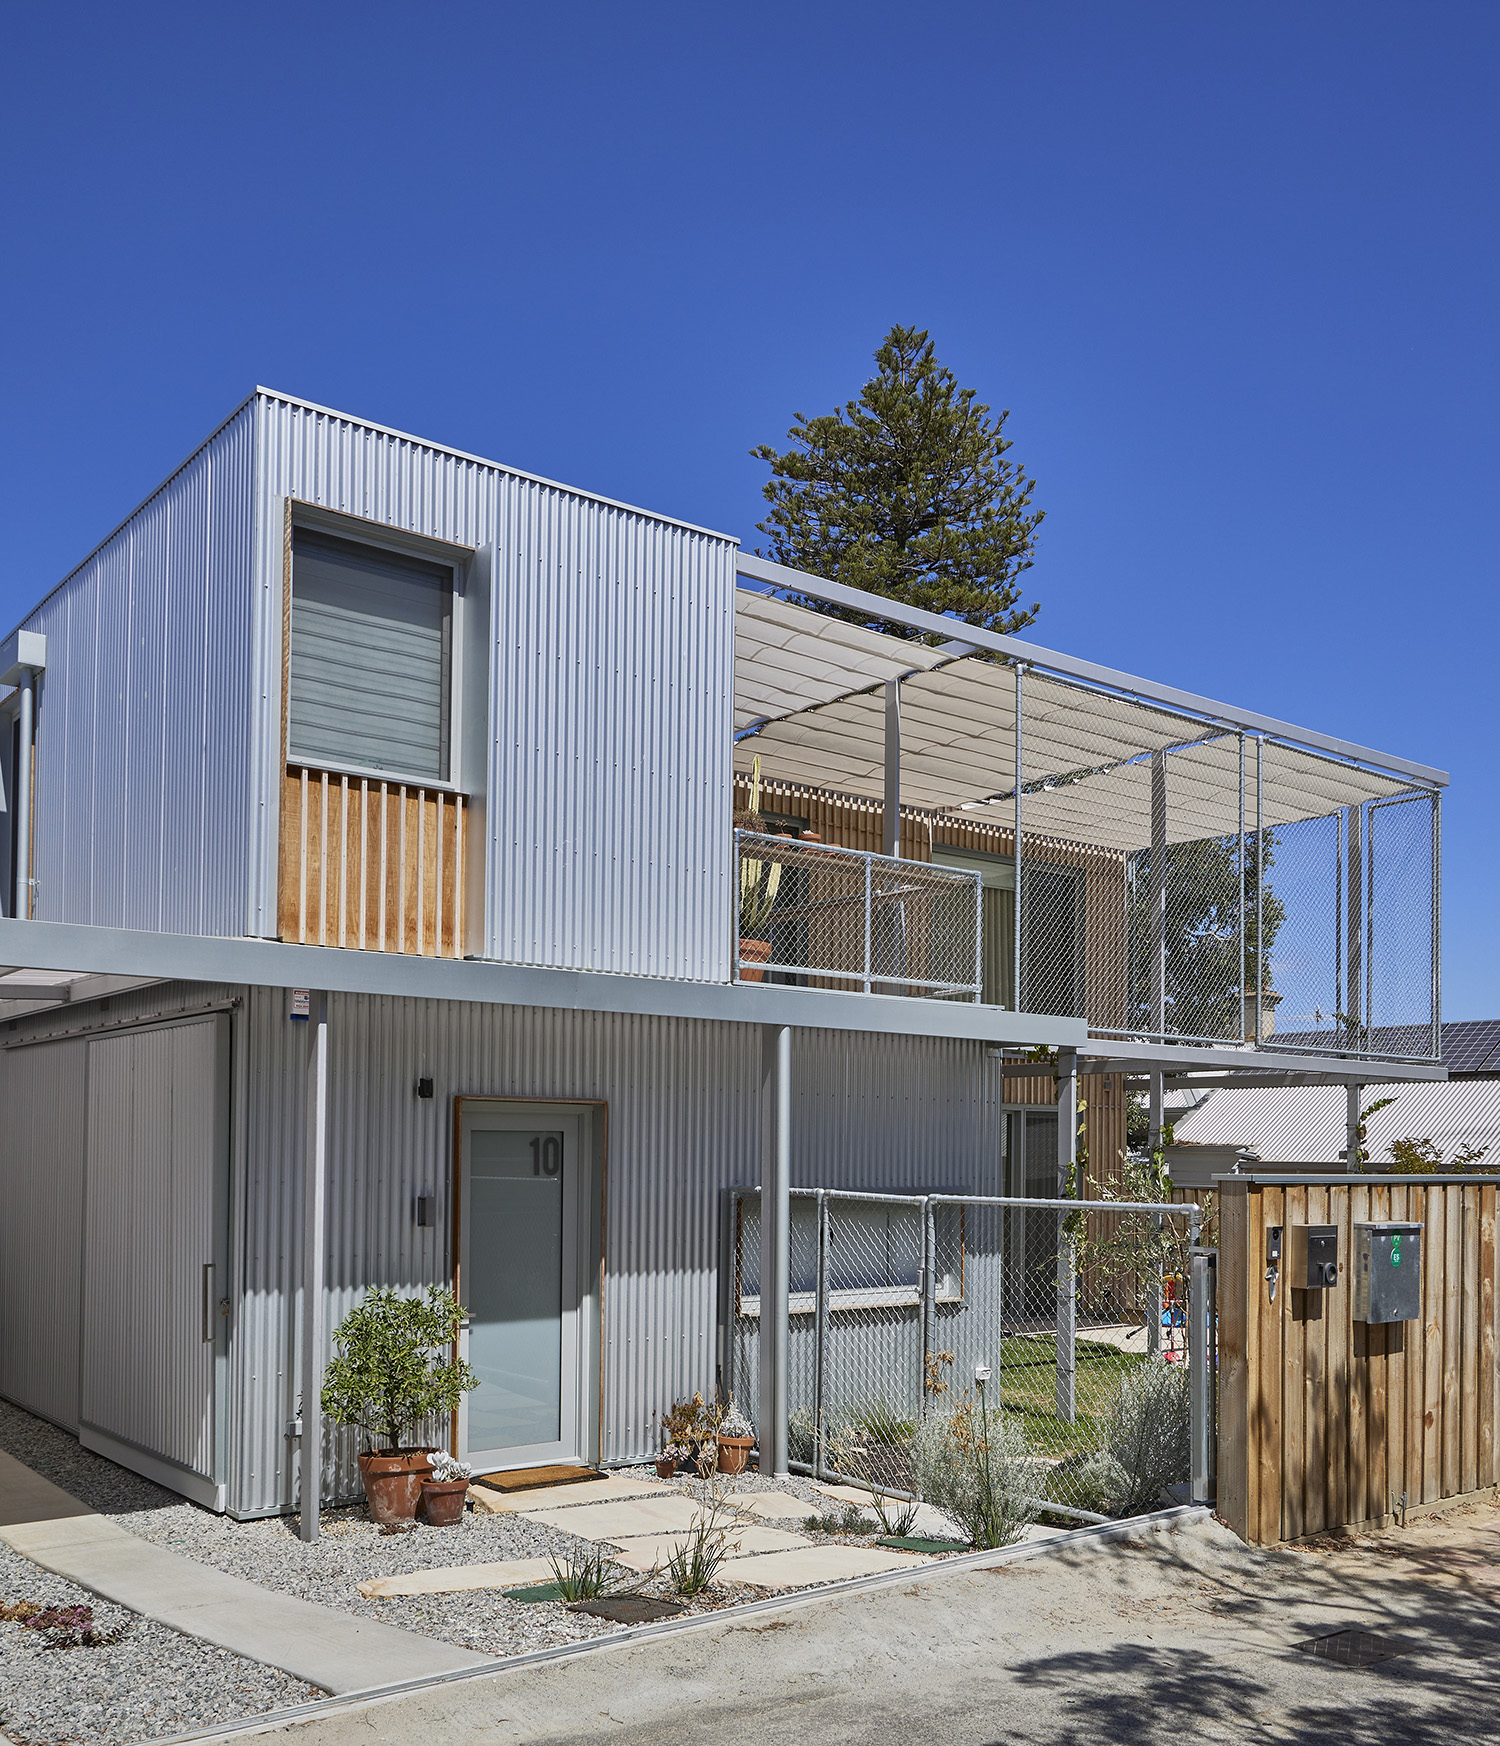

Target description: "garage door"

left=80, top=1016, right=230, bottom=1509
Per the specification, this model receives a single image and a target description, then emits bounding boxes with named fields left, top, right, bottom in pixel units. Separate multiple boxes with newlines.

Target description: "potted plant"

left=420, top=1450, right=473, bottom=1526
left=657, top=1443, right=690, bottom=1480
left=319, top=1285, right=478, bottom=1525
left=716, top=1402, right=755, bottom=1474
left=661, top=1392, right=723, bottom=1474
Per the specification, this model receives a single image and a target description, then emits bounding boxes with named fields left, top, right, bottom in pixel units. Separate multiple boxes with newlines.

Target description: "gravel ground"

left=0, top=1540, right=319, bottom=1746
left=0, top=1401, right=948, bottom=1679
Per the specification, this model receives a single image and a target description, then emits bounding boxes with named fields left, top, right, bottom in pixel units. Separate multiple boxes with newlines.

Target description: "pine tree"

left=751, top=325, right=1044, bottom=638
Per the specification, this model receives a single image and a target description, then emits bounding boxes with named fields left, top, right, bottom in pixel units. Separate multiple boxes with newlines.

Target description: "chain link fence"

left=735, top=831, right=982, bottom=1001
left=723, top=1186, right=1213, bottom=1521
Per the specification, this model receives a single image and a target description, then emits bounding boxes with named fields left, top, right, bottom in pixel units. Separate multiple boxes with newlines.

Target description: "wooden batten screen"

left=1218, top=1176, right=1500, bottom=1546
left=278, top=765, right=465, bottom=956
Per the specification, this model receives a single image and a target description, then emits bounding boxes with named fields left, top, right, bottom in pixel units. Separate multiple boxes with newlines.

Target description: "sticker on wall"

left=288, top=988, right=311, bottom=1022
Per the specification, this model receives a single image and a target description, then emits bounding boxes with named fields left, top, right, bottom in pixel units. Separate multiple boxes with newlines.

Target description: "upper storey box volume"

left=0, top=391, right=1448, bottom=1063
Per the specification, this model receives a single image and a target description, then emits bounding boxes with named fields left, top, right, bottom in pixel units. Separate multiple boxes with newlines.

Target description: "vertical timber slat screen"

left=1217, top=1175, right=1500, bottom=1545
left=277, top=765, right=465, bottom=956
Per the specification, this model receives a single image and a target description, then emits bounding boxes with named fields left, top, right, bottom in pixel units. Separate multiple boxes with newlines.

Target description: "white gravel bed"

left=0, top=1541, right=318, bottom=1746
left=0, top=1403, right=961, bottom=1680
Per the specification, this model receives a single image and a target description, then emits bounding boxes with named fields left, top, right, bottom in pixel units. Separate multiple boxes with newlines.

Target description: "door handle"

left=203, top=1263, right=215, bottom=1343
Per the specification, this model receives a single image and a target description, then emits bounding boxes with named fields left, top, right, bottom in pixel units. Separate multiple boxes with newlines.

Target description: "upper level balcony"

left=731, top=564, right=1445, bottom=1067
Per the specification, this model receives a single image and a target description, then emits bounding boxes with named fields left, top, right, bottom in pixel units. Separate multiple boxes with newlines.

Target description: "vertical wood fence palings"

left=277, top=765, right=465, bottom=957
left=1217, top=1176, right=1500, bottom=1545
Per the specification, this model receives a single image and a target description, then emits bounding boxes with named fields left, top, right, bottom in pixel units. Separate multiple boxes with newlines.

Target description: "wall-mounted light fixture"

left=413, top=1196, right=436, bottom=1227
left=415, top=1076, right=434, bottom=1100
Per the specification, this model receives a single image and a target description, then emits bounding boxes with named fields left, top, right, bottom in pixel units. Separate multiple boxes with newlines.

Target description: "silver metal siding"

left=24, top=407, right=256, bottom=936
left=0, top=1037, right=88, bottom=1429
left=230, top=993, right=1011, bottom=1515
left=250, top=395, right=737, bottom=980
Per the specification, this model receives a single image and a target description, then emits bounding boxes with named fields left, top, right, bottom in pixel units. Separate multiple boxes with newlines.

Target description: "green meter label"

left=1391, top=1236, right=1402, bottom=1266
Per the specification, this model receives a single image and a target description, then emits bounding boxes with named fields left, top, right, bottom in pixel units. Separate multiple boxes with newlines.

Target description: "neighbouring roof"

left=1171, top=1068, right=1500, bottom=1167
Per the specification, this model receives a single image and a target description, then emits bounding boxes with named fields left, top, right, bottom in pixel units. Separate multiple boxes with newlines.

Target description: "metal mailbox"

left=1287, top=1224, right=1339, bottom=1289
left=1353, top=1223, right=1423, bottom=1324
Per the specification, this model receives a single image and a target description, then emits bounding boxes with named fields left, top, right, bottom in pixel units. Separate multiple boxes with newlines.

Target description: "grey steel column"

left=1255, top=739, right=1265, bottom=1045
left=1151, top=751, right=1167, bottom=1040
left=300, top=991, right=329, bottom=1543
left=1147, top=1071, right=1164, bottom=1359
left=921, top=1198, right=936, bottom=1418
left=14, top=672, right=33, bottom=919
left=1431, top=791, right=1442, bottom=1061
left=1238, top=735, right=1247, bottom=1040
left=1055, top=1047, right=1077, bottom=1423
left=1346, top=1084, right=1363, bottom=1171
left=883, top=679, right=901, bottom=859
left=1189, top=1218, right=1216, bottom=1506
left=813, top=1191, right=829, bottom=1478
left=1344, top=804, right=1363, bottom=1049
left=1013, top=663, right=1025, bottom=1011
left=758, top=1025, right=792, bottom=1477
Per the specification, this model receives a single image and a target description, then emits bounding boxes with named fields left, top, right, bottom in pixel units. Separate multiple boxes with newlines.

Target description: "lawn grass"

left=992, top=1334, right=1145, bottom=1457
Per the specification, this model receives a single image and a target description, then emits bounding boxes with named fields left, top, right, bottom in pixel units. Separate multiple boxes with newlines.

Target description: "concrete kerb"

left=141, top=1504, right=1212, bottom=1746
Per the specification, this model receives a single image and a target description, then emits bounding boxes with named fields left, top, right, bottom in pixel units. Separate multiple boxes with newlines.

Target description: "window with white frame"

left=288, top=527, right=454, bottom=784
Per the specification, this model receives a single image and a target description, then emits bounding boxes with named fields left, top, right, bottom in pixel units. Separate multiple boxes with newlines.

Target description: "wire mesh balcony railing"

left=734, top=831, right=983, bottom=1002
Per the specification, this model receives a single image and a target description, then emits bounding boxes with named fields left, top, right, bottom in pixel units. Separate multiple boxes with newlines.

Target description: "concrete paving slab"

left=0, top=1499, right=489, bottom=1694
left=720, top=1543, right=928, bottom=1587
left=468, top=1473, right=669, bottom=1515
left=520, top=1494, right=704, bottom=1538
left=729, top=1492, right=816, bottom=1522
left=609, top=1525, right=812, bottom=1572
left=358, top=1558, right=557, bottom=1598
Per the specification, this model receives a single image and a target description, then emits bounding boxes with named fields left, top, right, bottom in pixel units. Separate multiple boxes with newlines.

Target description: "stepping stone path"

left=467, top=1473, right=670, bottom=1515
left=720, top=1544, right=928, bottom=1587
left=608, top=1524, right=810, bottom=1573
left=358, top=1558, right=556, bottom=1598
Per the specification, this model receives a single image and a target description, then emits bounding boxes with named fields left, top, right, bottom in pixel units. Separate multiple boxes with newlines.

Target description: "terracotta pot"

left=717, top=1434, right=754, bottom=1475
left=418, top=1477, right=470, bottom=1526
left=655, top=1456, right=677, bottom=1479
left=358, top=1450, right=433, bottom=1524
left=739, top=939, right=772, bottom=983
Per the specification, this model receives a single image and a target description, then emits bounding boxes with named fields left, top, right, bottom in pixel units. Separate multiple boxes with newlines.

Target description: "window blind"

left=289, top=529, right=452, bottom=783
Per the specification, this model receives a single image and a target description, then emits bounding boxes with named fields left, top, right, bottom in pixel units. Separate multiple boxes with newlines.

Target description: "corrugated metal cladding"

left=22, top=405, right=256, bottom=937
left=251, top=394, right=737, bottom=980
left=0, top=981, right=240, bottom=1442
left=231, top=990, right=1012, bottom=1516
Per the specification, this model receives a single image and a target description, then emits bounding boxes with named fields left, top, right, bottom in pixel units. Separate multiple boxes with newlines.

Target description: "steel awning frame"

left=735, top=553, right=1449, bottom=796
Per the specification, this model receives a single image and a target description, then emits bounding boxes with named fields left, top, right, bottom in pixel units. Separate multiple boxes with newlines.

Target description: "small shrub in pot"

left=716, top=1402, right=754, bottom=1474
left=420, top=1450, right=474, bottom=1526
left=319, top=1285, right=478, bottom=1524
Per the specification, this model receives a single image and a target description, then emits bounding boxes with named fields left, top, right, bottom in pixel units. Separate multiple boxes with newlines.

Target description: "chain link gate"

left=723, top=1187, right=1214, bottom=1520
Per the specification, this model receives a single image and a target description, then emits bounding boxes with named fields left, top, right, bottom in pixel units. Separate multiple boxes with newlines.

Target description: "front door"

left=459, top=1106, right=590, bottom=1471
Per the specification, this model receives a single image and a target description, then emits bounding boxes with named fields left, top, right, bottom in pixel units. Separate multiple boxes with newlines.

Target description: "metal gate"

left=723, top=1186, right=1215, bottom=1517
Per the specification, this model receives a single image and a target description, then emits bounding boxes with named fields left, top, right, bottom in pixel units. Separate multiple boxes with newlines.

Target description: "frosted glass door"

left=463, top=1116, right=581, bottom=1469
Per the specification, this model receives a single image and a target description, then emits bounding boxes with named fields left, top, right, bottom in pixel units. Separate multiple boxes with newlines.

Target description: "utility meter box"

left=1353, top=1223, right=1422, bottom=1323
left=1287, top=1224, right=1339, bottom=1289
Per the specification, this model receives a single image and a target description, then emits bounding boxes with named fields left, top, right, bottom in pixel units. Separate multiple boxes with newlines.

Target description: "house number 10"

left=530, top=1135, right=562, bottom=1177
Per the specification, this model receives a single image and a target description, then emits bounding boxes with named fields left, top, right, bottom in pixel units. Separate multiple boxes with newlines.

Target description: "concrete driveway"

left=236, top=1506, right=1500, bottom=1746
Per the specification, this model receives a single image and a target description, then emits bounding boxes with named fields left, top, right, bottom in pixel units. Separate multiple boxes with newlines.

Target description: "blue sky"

left=2, top=3, right=1495, bottom=1016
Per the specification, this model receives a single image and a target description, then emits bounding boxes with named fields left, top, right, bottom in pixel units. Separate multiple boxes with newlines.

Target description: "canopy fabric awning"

left=733, top=591, right=1418, bottom=851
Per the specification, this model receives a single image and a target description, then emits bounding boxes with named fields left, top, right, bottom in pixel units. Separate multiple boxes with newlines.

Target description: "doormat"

left=568, top=1596, right=686, bottom=1624
left=476, top=1465, right=600, bottom=1493
left=1293, top=1630, right=1409, bottom=1668
left=877, top=1535, right=969, bottom=1554
left=502, top=1581, right=568, bottom=1604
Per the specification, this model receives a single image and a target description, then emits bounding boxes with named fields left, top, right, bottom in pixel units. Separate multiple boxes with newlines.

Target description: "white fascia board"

left=736, top=555, right=1448, bottom=789
left=0, top=919, right=1085, bottom=1049
left=0, top=630, right=46, bottom=686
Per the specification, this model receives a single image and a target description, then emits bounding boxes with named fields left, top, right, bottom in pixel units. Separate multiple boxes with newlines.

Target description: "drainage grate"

left=1294, top=1630, right=1408, bottom=1668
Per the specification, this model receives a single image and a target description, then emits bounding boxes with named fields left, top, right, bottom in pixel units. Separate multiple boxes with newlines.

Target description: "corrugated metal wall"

left=251, top=394, right=737, bottom=979
left=21, top=405, right=256, bottom=935
left=0, top=1036, right=88, bottom=1429
left=230, top=989, right=1018, bottom=1516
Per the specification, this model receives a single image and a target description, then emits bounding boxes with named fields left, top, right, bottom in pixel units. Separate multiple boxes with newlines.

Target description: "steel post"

left=1147, top=1071, right=1164, bottom=1359
left=921, top=1197, right=936, bottom=1417
left=1256, top=738, right=1265, bottom=1045
left=299, top=990, right=329, bottom=1543
left=1431, top=790, right=1442, bottom=1060
left=1055, top=1047, right=1078, bottom=1423
left=1189, top=1237, right=1217, bottom=1506
left=1013, top=663, right=1025, bottom=1012
left=758, top=1025, right=792, bottom=1478
left=883, top=679, right=901, bottom=860
left=1347, top=1083, right=1363, bottom=1171
left=1151, top=751, right=1167, bottom=1040
left=814, top=1190, right=829, bottom=1477
left=1238, top=733, right=1247, bottom=1041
